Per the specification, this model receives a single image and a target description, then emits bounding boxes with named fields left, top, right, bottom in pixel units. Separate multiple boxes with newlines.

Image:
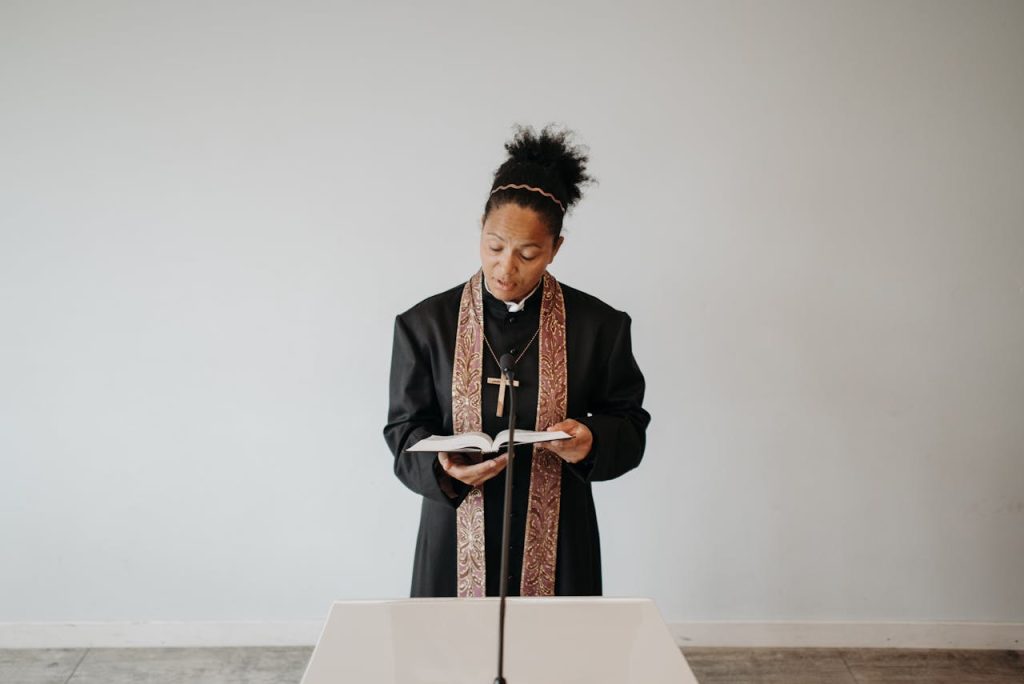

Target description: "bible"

left=405, top=429, right=571, bottom=454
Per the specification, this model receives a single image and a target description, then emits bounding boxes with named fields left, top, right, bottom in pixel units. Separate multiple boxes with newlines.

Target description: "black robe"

left=383, top=276, right=650, bottom=597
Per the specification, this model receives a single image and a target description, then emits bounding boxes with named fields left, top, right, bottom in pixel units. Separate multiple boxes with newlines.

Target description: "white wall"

left=2, top=0, right=1022, bottom=630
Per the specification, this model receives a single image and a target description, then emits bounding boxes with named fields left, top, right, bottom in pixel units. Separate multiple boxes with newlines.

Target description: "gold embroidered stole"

left=451, top=270, right=567, bottom=597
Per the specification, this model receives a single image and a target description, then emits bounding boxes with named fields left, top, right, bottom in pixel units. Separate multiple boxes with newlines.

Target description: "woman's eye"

left=489, top=246, right=502, bottom=253
left=520, top=253, right=537, bottom=261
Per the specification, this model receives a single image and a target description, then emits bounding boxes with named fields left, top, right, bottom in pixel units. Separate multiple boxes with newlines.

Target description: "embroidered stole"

left=451, top=270, right=567, bottom=597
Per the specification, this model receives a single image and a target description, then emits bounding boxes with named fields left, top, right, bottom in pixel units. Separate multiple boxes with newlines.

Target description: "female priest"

left=383, top=124, right=650, bottom=598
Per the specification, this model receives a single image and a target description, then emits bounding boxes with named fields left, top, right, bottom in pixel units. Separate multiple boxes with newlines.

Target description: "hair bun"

left=500, top=123, right=595, bottom=212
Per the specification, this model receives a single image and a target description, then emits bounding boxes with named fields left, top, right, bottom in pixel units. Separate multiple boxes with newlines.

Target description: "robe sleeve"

left=383, top=314, right=470, bottom=507
left=570, top=311, right=651, bottom=483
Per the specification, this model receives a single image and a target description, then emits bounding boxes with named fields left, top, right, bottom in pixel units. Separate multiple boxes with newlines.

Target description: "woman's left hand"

left=544, top=419, right=593, bottom=464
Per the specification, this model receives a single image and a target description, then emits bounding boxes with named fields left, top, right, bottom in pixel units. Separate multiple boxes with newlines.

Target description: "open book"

left=406, top=430, right=571, bottom=454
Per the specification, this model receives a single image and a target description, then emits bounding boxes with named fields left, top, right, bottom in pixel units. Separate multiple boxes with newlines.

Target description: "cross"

left=487, top=374, right=520, bottom=417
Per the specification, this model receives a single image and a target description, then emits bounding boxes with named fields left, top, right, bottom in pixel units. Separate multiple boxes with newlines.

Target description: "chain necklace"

left=483, top=326, right=540, bottom=417
left=484, top=326, right=540, bottom=369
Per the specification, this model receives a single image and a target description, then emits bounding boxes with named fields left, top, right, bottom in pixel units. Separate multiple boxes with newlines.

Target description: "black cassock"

left=383, top=276, right=650, bottom=597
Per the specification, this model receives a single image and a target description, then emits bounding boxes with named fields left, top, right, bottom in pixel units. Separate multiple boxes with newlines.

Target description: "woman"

left=383, top=124, right=650, bottom=598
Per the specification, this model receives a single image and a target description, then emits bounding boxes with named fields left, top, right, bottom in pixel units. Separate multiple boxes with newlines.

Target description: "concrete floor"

left=1, top=646, right=1023, bottom=683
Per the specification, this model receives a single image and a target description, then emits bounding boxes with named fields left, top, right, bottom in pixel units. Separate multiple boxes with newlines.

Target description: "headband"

left=489, top=183, right=565, bottom=213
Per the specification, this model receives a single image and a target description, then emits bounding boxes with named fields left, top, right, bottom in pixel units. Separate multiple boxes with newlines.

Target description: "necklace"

left=483, top=327, right=540, bottom=417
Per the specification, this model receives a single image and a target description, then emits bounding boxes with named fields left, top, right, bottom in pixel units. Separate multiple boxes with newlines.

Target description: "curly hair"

left=484, top=123, right=596, bottom=238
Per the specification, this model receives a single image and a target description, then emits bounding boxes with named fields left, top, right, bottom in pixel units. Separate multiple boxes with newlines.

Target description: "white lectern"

left=300, top=597, right=698, bottom=684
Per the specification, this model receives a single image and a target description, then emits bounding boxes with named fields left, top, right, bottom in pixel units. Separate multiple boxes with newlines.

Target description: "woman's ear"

left=551, top=235, right=565, bottom=260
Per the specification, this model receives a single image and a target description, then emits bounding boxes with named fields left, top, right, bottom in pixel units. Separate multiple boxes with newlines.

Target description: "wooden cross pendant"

left=486, top=374, right=521, bottom=417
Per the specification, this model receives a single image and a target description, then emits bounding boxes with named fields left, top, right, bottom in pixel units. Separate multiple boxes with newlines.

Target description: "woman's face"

left=480, top=203, right=564, bottom=302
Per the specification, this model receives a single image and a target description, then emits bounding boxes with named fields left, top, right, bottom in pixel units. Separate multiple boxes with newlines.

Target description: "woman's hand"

left=438, top=451, right=509, bottom=487
left=544, top=419, right=593, bottom=464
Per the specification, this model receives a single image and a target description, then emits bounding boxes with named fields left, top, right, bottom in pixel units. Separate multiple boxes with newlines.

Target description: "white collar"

left=483, top=276, right=542, bottom=312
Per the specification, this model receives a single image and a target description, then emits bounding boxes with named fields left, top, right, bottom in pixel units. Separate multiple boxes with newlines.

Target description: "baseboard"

left=670, top=621, right=1024, bottom=650
left=1, top=619, right=1021, bottom=650
left=0, top=621, right=324, bottom=649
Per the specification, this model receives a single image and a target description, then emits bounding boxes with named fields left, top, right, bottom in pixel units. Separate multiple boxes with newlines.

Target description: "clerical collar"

left=482, top=276, right=542, bottom=312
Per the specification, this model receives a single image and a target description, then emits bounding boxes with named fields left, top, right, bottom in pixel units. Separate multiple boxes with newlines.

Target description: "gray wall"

left=1, top=0, right=1022, bottom=625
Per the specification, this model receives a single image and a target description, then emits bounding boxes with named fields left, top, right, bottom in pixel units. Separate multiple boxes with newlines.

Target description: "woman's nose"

left=499, top=251, right=515, bottom=271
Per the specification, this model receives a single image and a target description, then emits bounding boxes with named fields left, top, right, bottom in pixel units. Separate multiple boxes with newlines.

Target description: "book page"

left=492, top=429, right=571, bottom=450
left=406, top=432, right=493, bottom=453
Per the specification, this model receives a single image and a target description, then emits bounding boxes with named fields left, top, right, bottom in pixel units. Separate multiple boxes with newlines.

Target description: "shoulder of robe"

left=556, top=281, right=631, bottom=325
left=396, top=281, right=467, bottom=322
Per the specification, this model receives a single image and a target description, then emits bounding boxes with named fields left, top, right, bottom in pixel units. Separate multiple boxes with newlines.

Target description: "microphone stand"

left=493, top=353, right=517, bottom=684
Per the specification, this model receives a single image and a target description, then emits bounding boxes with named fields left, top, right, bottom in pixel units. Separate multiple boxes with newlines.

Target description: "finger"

left=441, top=452, right=472, bottom=469
left=473, top=455, right=509, bottom=483
left=442, top=453, right=480, bottom=478
left=448, top=453, right=507, bottom=480
left=547, top=420, right=579, bottom=436
left=478, top=454, right=509, bottom=480
left=547, top=434, right=574, bottom=449
left=468, top=454, right=508, bottom=476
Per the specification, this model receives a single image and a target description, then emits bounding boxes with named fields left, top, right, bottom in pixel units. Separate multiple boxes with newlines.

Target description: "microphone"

left=498, top=353, right=515, bottom=380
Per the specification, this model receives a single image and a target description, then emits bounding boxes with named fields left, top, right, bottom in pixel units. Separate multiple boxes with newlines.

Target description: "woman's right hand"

left=438, top=451, right=509, bottom=487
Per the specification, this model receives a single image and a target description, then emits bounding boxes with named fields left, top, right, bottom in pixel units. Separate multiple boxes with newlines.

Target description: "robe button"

left=509, top=347, right=518, bottom=355
left=507, top=315, right=516, bottom=324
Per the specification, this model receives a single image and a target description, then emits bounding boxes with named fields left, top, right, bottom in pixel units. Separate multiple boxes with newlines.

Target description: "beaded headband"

left=489, top=183, right=565, bottom=212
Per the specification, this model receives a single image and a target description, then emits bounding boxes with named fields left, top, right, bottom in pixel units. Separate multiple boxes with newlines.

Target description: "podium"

left=300, top=597, right=698, bottom=684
